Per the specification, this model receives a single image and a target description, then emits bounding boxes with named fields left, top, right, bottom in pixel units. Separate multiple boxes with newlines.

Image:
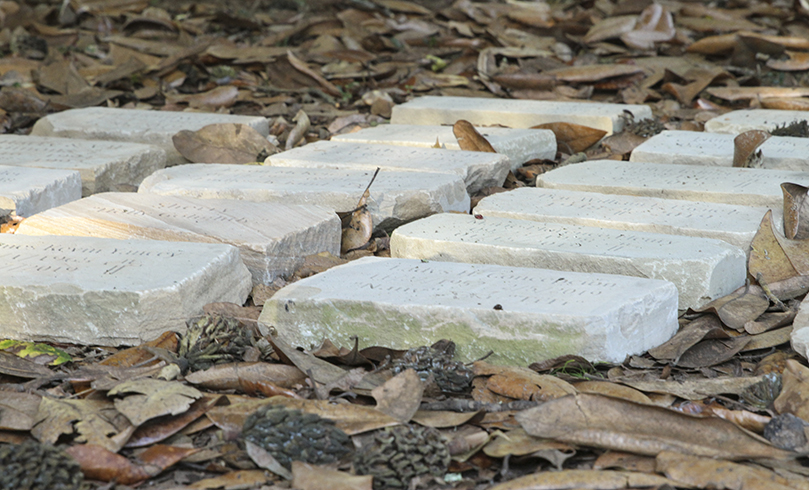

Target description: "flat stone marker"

left=331, top=124, right=556, bottom=169
left=0, top=234, right=252, bottom=346
left=0, top=165, right=81, bottom=217
left=630, top=130, right=809, bottom=171
left=138, top=165, right=470, bottom=230
left=390, top=96, right=652, bottom=134
left=537, top=160, right=809, bottom=208
left=265, top=140, right=509, bottom=193
left=258, top=257, right=679, bottom=365
left=31, top=107, right=270, bottom=166
left=15, top=193, right=340, bottom=285
left=704, top=109, right=809, bottom=134
left=0, top=134, right=167, bottom=196
left=474, top=187, right=776, bottom=251
left=391, top=213, right=745, bottom=309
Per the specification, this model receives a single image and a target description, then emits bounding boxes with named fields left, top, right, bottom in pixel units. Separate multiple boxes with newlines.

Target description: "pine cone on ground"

left=0, top=440, right=83, bottom=490
left=241, top=404, right=353, bottom=469
left=180, top=314, right=258, bottom=371
left=354, top=424, right=450, bottom=490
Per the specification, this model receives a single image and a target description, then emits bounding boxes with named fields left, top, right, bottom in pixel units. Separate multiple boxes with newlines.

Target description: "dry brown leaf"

left=573, top=380, right=652, bottom=404
left=600, top=131, right=647, bottom=156
left=783, top=183, right=809, bottom=240
left=687, top=33, right=738, bottom=55
left=474, top=361, right=577, bottom=401
left=173, top=123, right=277, bottom=164
left=615, top=374, right=771, bottom=401
left=187, top=470, right=273, bottom=490
left=749, top=210, right=800, bottom=284
left=531, top=122, right=607, bottom=153
left=370, top=368, right=423, bottom=423
left=491, top=73, right=556, bottom=90
left=287, top=50, right=340, bottom=96
left=745, top=303, right=799, bottom=335
left=734, top=130, right=770, bottom=168
left=341, top=168, right=378, bottom=254
left=593, top=451, right=657, bottom=473
left=689, top=284, right=770, bottom=331
left=656, top=451, right=797, bottom=490
left=32, top=397, right=134, bottom=453
left=167, top=86, right=238, bottom=108
left=125, top=395, right=220, bottom=448
left=774, top=359, right=809, bottom=421
left=453, top=120, right=496, bottom=152
left=620, top=4, right=676, bottom=50
left=185, top=362, right=306, bottom=391
left=108, top=378, right=202, bottom=426
left=516, top=393, right=793, bottom=460
left=649, top=315, right=726, bottom=361
left=768, top=51, right=809, bottom=71
left=761, top=97, right=809, bottom=111
left=676, top=336, right=751, bottom=369
left=0, top=392, right=39, bottom=431
left=490, top=469, right=680, bottom=490
left=742, top=325, right=793, bottom=351
left=66, top=443, right=199, bottom=485
left=545, top=64, right=645, bottom=83
left=707, top=86, right=809, bottom=101
left=286, top=109, right=310, bottom=150
left=583, top=15, right=637, bottom=44
left=292, top=461, right=373, bottom=490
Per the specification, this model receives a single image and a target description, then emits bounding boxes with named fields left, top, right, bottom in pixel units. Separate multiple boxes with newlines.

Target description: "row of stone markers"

left=3, top=99, right=808, bottom=365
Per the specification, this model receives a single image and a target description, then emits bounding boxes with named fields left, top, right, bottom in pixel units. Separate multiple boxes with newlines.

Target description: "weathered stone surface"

left=792, top=301, right=809, bottom=360
left=474, top=187, right=775, bottom=251
left=331, top=124, right=556, bottom=169
left=704, top=109, right=809, bottom=134
left=138, top=164, right=470, bottom=230
left=0, top=165, right=81, bottom=217
left=390, top=96, right=652, bottom=134
left=630, top=130, right=809, bottom=170
left=0, top=134, right=167, bottom=196
left=266, top=140, right=509, bottom=193
left=391, top=213, right=745, bottom=309
left=31, top=107, right=269, bottom=165
left=15, top=193, right=340, bottom=285
left=537, top=160, right=809, bottom=208
left=259, top=257, right=679, bottom=365
left=0, top=234, right=252, bottom=346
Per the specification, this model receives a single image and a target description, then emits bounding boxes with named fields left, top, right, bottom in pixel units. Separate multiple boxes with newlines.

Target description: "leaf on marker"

left=285, top=109, right=310, bottom=150
left=108, top=378, right=202, bottom=426
left=531, top=122, right=607, bottom=153
left=733, top=129, right=770, bottom=168
left=341, top=167, right=379, bottom=254
left=783, top=183, right=809, bottom=240
left=515, top=393, right=794, bottom=460
left=432, top=137, right=442, bottom=148
left=453, top=120, right=496, bottom=152
left=173, top=123, right=278, bottom=164
left=749, top=210, right=800, bottom=284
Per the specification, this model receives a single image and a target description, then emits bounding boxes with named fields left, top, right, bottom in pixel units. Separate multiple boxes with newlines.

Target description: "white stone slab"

left=537, top=161, right=809, bottom=208
left=630, top=130, right=809, bottom=171
left=258, top=257, right=679, bottom=365
left=704, top=109, right=809, bottom=134
left=331, top=124, right=557, bottom=169
left=391, top=213, right=745, bottom=309
left=0, top=234, right=252, bottom=346
left=31, top=107, right=270, bottom=166
left=0, top=134, right=167, bottom=196
left=390, top=96, right=652, bottom=134
left=138, top=164, right=470, bottom=230
left=15, top=193, right=340, bottom=285
left=0, top=165, right=81, bottom=217
left=792, top=301, right=809, bottom=360
left=265, top=140, right=509, bottom=194
left=474, top=187, right=776, bottom=251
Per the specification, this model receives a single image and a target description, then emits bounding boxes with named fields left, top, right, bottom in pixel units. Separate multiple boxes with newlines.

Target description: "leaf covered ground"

left=5, top=0, right=809, bottom=489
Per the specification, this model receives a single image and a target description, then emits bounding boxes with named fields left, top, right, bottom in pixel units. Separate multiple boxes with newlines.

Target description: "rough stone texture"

left=704, top=109, right=809, bottom=134
left=0, top=234, right=252, bottom=346
left=138, top=164, right=470, bottom=231
left=630, top=130, right=809, bottom=170
left=266, top=140, right=510, bottom=193
left=15, top=193, right=340, bottom=285
left=792, top=301, right=809, bottom=360
left=0, top=134, right=167, bottom=196
left=0, top=165, right=82, bottom=217
left=31, top=107, right=270, bottom=166
left=390, top=96, right=652, bottom=134
left=474, top=187, right=776, bottom=251
left=391, top=213, right=745, bottom=309
left=259, top=257, right=679, bottom=365
left=331, top=124, right=556, bottom=169
left=537, top=160, right=808, bottom=208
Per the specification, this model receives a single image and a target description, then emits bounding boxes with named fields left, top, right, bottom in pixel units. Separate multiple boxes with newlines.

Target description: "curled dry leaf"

left=490, top=469, right=680, bottom=490
left=531, top=122, right=607, bottom=153
left=32, top=397, right=134, bottom=453
left=749, top=210, right=800, bottom=284
left=453, top=119, right=496, bottom=152
left=761, top=97, right=809, bottom=111
left=341, top=167, right=379, bottom=254
left=620, top=4, right=675, bottom=50
left=516, top=393, right=794, bottom=460
left=287, top=50, right=340, bottom=96
left=173, top=123, right=278, bottom=164
left=545, top=64, right=645, bottom=83
left=616, top=374, right=771, bottom=401
left=168, top=85, right=238, bottom=108
left=184, top=362, right=306, bottom=390
left=656, top=451, right=796, bottom=490
left=783, top=183, right=809, bottom=240
left=108, top=378, right=202, bottom=426
left=285, top=109, right=310, bottom=151
left=370, top=368, right=423, bottom=423
left=66, top=443, right=198, bottom=485
left=733, top=130, right=770, bottom=168
left=688, top=284, right=770, bottom=331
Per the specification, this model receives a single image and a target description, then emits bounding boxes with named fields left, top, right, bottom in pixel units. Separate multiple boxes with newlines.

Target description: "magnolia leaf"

left=173, top=123, right=278, bottom=164
left=453, top=120, right=496, bottom=152
left=341, top=167, right=379, bottom=254
left=733, top=130, right=770, bottom=168
left=749, top=210, right=799, bottom=284
left=531, top=122, right=607, bottom=153
left=782, top=183, right=809, bottom=240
